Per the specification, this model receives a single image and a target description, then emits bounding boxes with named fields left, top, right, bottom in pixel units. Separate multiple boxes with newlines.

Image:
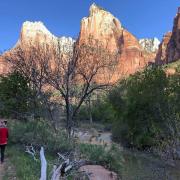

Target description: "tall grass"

left=4, top=145, right=40, bottom=180
left=8, top=119, right=74, bottom=153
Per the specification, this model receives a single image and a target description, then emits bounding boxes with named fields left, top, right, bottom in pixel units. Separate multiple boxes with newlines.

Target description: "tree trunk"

left=88, top=97, right=93, bottom=124
left=66, top=100, right=72, bottom=138
left=45, top=99, right=57, bottom=133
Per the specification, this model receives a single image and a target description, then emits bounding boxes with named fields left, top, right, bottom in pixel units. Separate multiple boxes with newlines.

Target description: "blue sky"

left=0, top=0, right=179, bottom=51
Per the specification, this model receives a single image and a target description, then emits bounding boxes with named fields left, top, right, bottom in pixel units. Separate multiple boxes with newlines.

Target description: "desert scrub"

left=78, top=143, right=123, bottom=175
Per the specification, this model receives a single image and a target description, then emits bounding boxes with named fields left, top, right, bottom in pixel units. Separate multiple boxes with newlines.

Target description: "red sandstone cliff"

left=156, top=32, right=172, bottom=65
left=156, top=8, right=180, bottom=64
left=0, top=55, right=11, bottom=75
left=78, top=4, right=155, bottom=81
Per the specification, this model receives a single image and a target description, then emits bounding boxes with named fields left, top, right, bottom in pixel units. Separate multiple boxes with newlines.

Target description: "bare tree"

left=4, top=37, right=118, bottom=136
left=44, top=37, right=119, bottom=136
left=3, top=43, right=57, bottom=129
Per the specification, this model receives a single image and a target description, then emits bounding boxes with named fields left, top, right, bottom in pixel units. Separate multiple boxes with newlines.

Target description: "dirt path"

left=0, top=163, right=5, bottom=180
left=0, top=159, right=16, bottom=180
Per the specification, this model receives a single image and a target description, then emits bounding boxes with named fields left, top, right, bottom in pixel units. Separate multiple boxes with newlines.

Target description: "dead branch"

left=25, top=145, right=38, bottom=161
left=40, top=147, right=47, bottom=180
left=25, top=145, right=96, bottom=179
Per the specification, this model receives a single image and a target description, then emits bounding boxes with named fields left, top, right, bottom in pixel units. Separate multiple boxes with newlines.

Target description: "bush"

left=0, top=71, right=33, bottom=118
left=0, top=71, right=52, bottom=121
left=78, top=143, right=122, bottom=175
left=77, top=98, right=116, bottom=123
left=109, top=67, right=180, bottom=149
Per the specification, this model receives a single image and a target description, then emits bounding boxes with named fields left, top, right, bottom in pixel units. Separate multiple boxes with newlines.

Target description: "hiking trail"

left=0, top=159, right=16, bottom=180
left=0, top=163, right=5, bottom=180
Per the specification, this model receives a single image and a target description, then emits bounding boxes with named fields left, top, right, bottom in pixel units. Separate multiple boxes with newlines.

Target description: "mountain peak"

left=21, top=21, right=54, bottom=37
left=80, top=4, right=122, bottom=38
left=89, top=3, right=108, bottom=16
left=19, top=21, right=57, bottom=45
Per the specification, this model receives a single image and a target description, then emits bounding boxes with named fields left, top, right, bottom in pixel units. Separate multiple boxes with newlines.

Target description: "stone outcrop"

left=156, top=7, right=180, bottom=64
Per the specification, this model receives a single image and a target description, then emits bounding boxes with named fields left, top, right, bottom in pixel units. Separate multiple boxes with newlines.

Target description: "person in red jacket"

left=0, top=120, right=9, bottom=164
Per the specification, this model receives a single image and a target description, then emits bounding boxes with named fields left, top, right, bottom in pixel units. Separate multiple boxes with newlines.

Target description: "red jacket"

left=0, top=127, right=9, bottom=145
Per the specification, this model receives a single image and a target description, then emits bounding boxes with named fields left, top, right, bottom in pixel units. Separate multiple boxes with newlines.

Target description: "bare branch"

left=25, top=145, right=38, bottom=161
left=40, top=147, right=47, bottom=180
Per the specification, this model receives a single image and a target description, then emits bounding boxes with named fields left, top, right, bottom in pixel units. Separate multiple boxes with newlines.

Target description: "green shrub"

left=91, top=100, right=116, bottom=123
left=0, top=71, right=33, bottom=118
left=5, top=146, right=40, bottom=180
left=0, top=71, right=52, bottom=120
left=77, top=98, right=116, bottom=123
left=109, top=67, right=180, bottom=149
left=78, top=143, right=122, bottom=175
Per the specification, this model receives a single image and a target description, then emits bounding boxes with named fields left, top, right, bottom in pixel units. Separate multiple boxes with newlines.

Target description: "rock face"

left=18, top=21, right=56, bottom=45
left=18, top=21, right=75, bottom=50
left=0, top=55, right=11, bottom=74
left=156, top=8, right=180, bottom=64
left=166, top=8, right=180, bottom=62
left=139, top=38, right=160, bottom=53
left=156, top=32, right=172, bottom=65
left=78, top=3, right=154, bottom=80
left=58, top=36, right=75, bottom=53
left=79, top=3, right=122, bottom=51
